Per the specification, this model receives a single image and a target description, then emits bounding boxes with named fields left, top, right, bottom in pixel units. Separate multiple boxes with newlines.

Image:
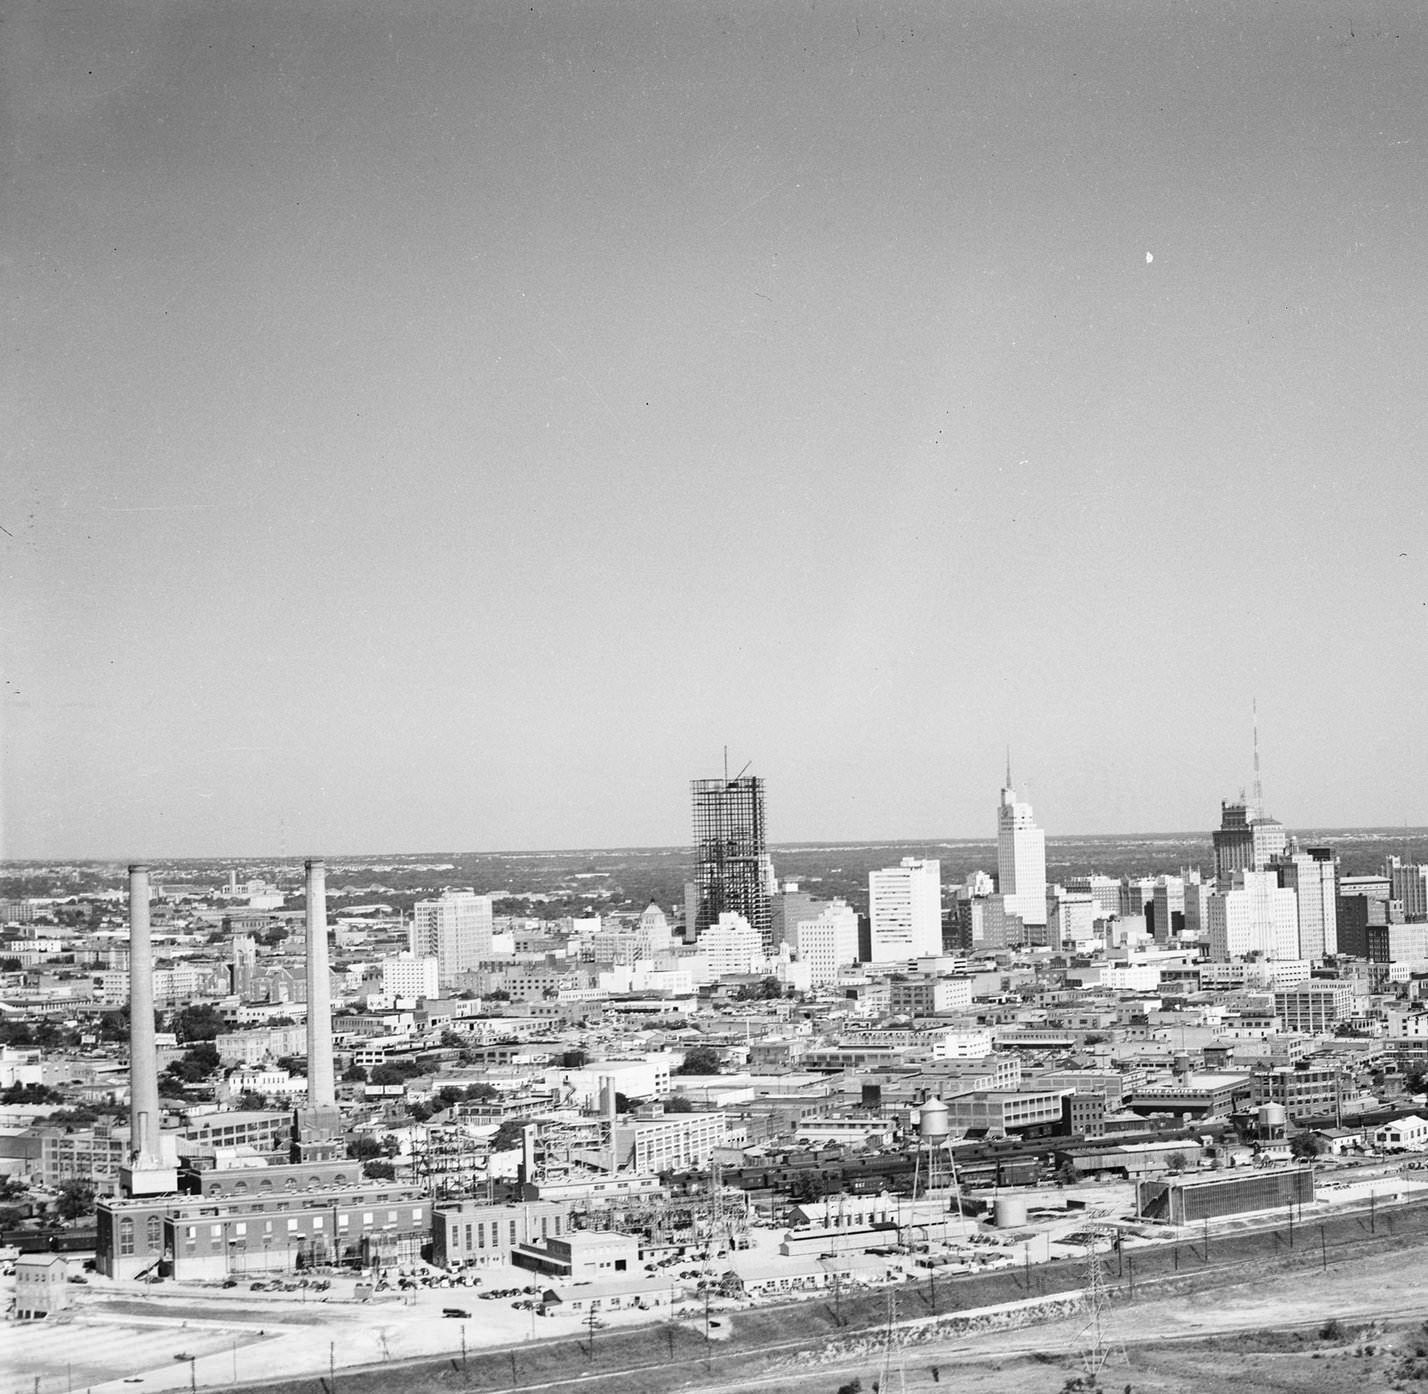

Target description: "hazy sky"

left=4, top=2, right=1426, bottom=859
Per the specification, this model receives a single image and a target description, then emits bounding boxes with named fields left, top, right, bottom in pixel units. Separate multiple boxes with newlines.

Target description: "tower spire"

left=1005, top=745, right=1012, bottom=790
left=1252, top=698, right=1262, bottom=817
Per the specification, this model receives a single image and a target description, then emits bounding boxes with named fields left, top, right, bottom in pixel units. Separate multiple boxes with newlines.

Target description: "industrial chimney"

left=121, top=864, right=176, bottom=1196
left=305, top=858, right=336, bottom=1110
left=292, top=858, right=342, bottom=1162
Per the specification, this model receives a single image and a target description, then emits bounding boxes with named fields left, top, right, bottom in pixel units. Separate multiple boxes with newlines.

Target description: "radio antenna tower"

left=1252, top=697, right=1263, bottom=817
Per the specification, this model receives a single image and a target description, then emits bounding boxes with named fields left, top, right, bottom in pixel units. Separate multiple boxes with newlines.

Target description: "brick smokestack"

left=304, top=858, right=336, bottom=1110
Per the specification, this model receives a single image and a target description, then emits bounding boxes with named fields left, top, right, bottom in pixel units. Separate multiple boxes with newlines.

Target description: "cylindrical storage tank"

left=994, top=1195, right=1028, bottom=1228
left=1173, top=1054, right=1193, bottom=1077
left=1258, top=1103, right=1287, bottom=1133
left=918, top=1098, right=950, bottom=1141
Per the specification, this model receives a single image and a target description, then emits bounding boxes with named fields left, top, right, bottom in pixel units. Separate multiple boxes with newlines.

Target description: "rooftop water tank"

left=918, top=1097, right=950, bottom=1141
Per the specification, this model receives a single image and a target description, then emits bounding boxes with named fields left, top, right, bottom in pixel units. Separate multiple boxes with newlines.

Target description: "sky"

left=3, top=1, right=1427, bottom=860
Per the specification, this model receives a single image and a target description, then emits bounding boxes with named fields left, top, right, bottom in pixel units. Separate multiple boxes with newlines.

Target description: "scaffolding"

left=690, top=775, right=772, bottom=949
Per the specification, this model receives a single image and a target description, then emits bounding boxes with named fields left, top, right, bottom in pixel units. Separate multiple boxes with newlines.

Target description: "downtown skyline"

left=5, top=2, right=1427, bottom=861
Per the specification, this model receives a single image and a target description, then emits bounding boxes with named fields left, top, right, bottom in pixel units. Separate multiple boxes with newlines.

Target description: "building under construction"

left=688, top=773, right=772, bottom=950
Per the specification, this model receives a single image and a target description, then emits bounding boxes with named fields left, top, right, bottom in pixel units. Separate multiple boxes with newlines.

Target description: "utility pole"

left=329, top=1340, right=336, bottom=1394
left=461, top=1323, right=467, bottom=1369
left=1320, top=1224, right=1328, bottom=1272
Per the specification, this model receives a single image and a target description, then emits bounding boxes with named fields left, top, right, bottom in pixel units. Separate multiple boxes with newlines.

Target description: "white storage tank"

left=918, top=1098, right=950, bottom=1141
left=993, top=1194, right=1028, bottom=1228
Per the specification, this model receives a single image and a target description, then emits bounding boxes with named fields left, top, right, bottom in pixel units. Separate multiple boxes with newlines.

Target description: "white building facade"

left=411, top=893, right=494, bottom=986
left=868, top=859, right=942, bottom=961
left=997, top=785, right=1047, bottom=927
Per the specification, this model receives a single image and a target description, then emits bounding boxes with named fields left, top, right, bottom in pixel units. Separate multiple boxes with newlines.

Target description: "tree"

left=348, top=1136, right=384, bottom=1160
left=463, top=1083, right=498, bottom=1102
left=485, top=989, right=511, bottom=1001
left=362, top=1160, right=396, bottom=1181
left=665, top=1095, right=695, bottom=1113
left=172, top=1003, right=226, bottom=1043
left=56, top=1178, right=96, bottom=1220
left=676, top=1047, right=722, bottom=1076
left=490, top=1119, right=539, bottom=1152
left=559, top=1048, right=589, bottom=1069
left=786, top=1171, right=826, bottom=1203
left=342, top=1062, right=368, bottom=1083
left=1291, top=1133, right=1327, bottom=1161
left=276, top=1055, right=308, bottom=1077
left=1, top=1081, right=62, bottom=1105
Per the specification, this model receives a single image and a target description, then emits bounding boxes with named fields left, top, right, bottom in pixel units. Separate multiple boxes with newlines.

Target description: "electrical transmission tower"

left=1075, top=1227, right=1125, bottom=1386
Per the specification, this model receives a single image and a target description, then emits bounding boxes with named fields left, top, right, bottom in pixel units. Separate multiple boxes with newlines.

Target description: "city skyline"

left=5, top=4, right=1426, bottom=861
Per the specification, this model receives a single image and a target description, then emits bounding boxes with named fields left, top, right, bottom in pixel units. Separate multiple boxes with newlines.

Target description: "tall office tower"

left=637, top=901, right=674, bottom=953
left=689, top=774, right=772, bottom=951
left=1386, top=857, right=1428, bottom=921
left=1212, top=798, right=1288, bottom=880
left=1276, top=847, right=1339, bottom=958
left=411, top=891, right=494, bottom=986
left=997, top=780, right=1047, bottom=927
left=1182, top=871, right=1211, bottom=941
left=794, top=900, right=859, bottom=986
left=1206, top=869, right=1300, bottom=961
left=770, top=881, right=827, bottom=952
left=1046, top=889, right=1100, bottom=951
left=1066, top=874, right=1121, bottom=918
left=1150, top=876, right=1186, bottom=944
left=868, top=858, right=943, bottom=961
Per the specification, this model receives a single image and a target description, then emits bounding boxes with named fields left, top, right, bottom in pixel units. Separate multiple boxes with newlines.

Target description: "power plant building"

left=96, top=860, right=431, bottom=1281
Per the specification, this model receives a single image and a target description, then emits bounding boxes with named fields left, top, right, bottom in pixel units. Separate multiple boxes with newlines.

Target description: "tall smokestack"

left=601, top=1075, right=618, bottom=1176
left=127, top=865, right=160, bottom=1165
left=305, top=858, right=336, bottom=1111
left=122, top=865, right=175, bottom=1195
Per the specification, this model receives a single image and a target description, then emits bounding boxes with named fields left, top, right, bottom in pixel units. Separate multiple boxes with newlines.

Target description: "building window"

left=119, top=1218, right=135, bottom=1256
left=146, top=1216, right=162, bottom=1248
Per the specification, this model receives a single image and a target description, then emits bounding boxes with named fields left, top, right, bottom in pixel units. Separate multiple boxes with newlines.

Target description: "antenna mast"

left=1252, top=698, right=1263, bottom=817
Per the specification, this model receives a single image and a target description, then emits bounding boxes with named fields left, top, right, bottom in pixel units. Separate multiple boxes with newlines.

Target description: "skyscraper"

left=1277, top=847, right=1339, bottom=958
left=1212, top=798, right=1288, bottom=880
left=410, top=891, right=494, bottom=985
left=1206, top=869, right=1299, bottom=961
left=689, top=774, right=772, bottom=950
left=868, top=858, right=942, bottom=961
left=996, top=779, right=1047, bottom=927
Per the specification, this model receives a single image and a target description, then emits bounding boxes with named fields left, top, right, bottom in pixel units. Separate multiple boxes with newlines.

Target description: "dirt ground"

left=12, top=1225, right=1428, bottom=1394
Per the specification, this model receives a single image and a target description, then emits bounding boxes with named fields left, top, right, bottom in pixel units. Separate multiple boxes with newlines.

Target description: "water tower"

left=913, top=1097, right=957, bottom=1198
